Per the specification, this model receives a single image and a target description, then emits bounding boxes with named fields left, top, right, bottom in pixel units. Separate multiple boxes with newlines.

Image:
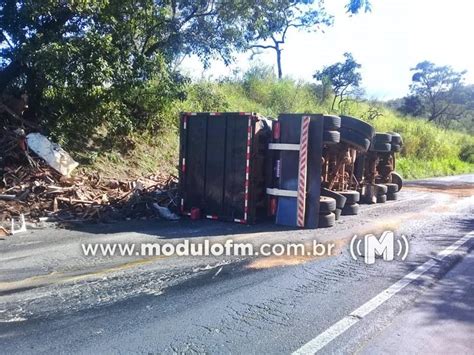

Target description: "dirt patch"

left=246, top=239, right=347, bottom=269
left=0, top=255, right=165, bottom=294
left=405, top=185, right=473, bottom=198
left=245, top=208, right=436, bottom=270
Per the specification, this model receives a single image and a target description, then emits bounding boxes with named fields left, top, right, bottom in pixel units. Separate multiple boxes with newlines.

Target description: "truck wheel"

left=340, top=115, right=375, bottom=139
left=375, top=184, right=388, bottom=195
left=387, top=192, right=399, bottom=200
left=391, top=144, right=401, bottom=152
left=340, top=127, right=371, bottom=151
left=318, top=212, right=336, bottom=228
left=385, top=183, right=398, bottom=194
left=376, top=194, right=387, bottom=203
left=388, top=132, right=403, bottom=145
left=341, top=203, right=359, bottom=215
left=319, top=196, right=337, bottom=213
left=339, top=190, right=360, bottom=204
left=373, top=132, right=392, bottom=143
left=321, top=188, right=347, bottom=209
left=391, top=172, right=403, bottom=192
left=370, top=142, right=391, bottom=152
left=323, top=115, right=341, bottom=130
left=323, top=130, right=340, bottom=144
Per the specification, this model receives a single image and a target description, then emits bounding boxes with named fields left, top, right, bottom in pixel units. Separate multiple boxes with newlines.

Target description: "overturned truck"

left=178, top=112, right=403, bottom=229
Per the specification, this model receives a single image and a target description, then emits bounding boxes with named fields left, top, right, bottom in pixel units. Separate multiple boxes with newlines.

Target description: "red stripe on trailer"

left=206, top=215, right=218, bottom=220
left=181, top=158, right=186, bottom=173
left=183, top=115, right=188, bottom=130
left=241, top=116, right=252, bottom=224
left=187, top=112, right=197, bottom=116
left=240, top=112, right=252, bottom=116
left=210, top=112, right=221, bottom=116
left=180, top=198, right=184, bottom=212
left=234, top=218, right=247, bottom=224
left=270, top=197, right=278, bottom=216
left=296, top=116, right=310, bottom=228
left=273, top=121, right=281, bottom=140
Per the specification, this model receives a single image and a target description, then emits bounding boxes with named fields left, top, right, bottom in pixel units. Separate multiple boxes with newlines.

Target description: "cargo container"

left=178, top=112, right=271, bottom=224
left=178, top=112, right=404, bottom=229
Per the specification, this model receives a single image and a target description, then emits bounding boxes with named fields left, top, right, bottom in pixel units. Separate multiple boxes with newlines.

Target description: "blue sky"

left=181, top=0, right=474, bottom=100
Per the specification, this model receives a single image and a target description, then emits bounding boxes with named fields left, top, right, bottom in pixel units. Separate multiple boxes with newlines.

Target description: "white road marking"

left=292, top=231, right=474, bottom=355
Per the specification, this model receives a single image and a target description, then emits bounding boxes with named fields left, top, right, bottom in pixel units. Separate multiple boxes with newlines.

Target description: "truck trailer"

left=178, top=112, right=403, bottom=229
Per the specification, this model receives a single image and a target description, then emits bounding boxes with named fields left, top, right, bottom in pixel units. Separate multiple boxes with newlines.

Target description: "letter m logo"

left=364, top=231, right=395, bottom=264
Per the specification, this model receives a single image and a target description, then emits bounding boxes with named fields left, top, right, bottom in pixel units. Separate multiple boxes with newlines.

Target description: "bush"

left=459, top=144, right=474, bottom=164
left=183, top=82, right=229, bottom=112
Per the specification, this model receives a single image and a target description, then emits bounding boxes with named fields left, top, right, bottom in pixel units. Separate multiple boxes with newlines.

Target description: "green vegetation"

left=1, top=0, right=367, bottom=149
left=1, top=1, right=472, bottom=180
left=180, top=69, right=474, bottom=179
left=87, top=68, right=474, bottom=180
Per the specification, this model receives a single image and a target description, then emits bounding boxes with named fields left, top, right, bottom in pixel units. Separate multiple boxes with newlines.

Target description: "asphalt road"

left=0, top=174, right=473, bottom=354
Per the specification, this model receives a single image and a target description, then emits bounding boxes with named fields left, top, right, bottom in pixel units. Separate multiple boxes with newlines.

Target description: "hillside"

left=85, top=74, right=474, bottom=180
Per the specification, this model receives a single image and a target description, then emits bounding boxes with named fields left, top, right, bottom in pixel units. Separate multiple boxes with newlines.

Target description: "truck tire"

left=340, top=115, right=375, bottom=139
left=391, top=172, right=403, bottom=192
left=376, top=184, right=388, bottom=195
left=387, top=192, right=399, bottom=200
left=323, top=130, right=340, bottom=144
left=376, top=194, right=387, bottom=203
left=323, top=115, right=341, bottom=130
left=318, top=212, right=336, bottom=228
left=319, top=196, right=337, bottom=213
left=339, top=127, right=371, bottom=151
left=339, top=190, right=360, bottom=204
left=321, top=188, right=347, bottom=209
left=391, top=144, right=401, bottom=152
left=370, top=142, right=391, bottom=152
left=388, top=132, right=403, bottom=145
left=373, top=132, right=392, bottom=144
left=334, top=208, right=342, bottom=220
left=341, top=202, right=359, bottom=215
left=385, top=183, right=398, bottom=194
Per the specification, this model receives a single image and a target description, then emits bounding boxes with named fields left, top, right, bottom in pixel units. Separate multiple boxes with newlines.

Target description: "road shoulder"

left=358, top=251, right=474, bottom=355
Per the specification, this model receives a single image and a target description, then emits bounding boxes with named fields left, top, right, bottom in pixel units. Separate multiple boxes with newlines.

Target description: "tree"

left=0, top=0, right=259, bottom=144
left=398, top=95, right=425, bottom=117
left=313, top=52, right=362, bottom=110
left=247, top=0, right=371, bottom=79
left=247, top=0, right=331, bottom=79
left=409, top=61, right=466, bottom=126
left=0, top=0, right=372, bottom=146
left=345, top=0, right=372, bottom=14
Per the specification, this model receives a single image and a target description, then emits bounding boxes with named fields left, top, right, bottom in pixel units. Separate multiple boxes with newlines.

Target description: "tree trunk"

left=276, top=47, right=282, bottom=79
left=331, top=94, right=338, bottom=111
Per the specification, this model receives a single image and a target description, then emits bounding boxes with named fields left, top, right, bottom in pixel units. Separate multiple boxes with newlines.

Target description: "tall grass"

left=89, top=69, right=474, bottom=180
left=178, top=71, right=474, bottom=179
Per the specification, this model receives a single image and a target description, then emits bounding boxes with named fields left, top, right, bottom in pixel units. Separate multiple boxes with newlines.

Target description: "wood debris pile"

left=0, top=128, right=178, bottom=224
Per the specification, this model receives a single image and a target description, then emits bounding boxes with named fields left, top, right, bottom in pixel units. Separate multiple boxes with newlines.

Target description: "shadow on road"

left=400, top=216, right=474, bottom=324
left=64, top=217, right=297, bottom=239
